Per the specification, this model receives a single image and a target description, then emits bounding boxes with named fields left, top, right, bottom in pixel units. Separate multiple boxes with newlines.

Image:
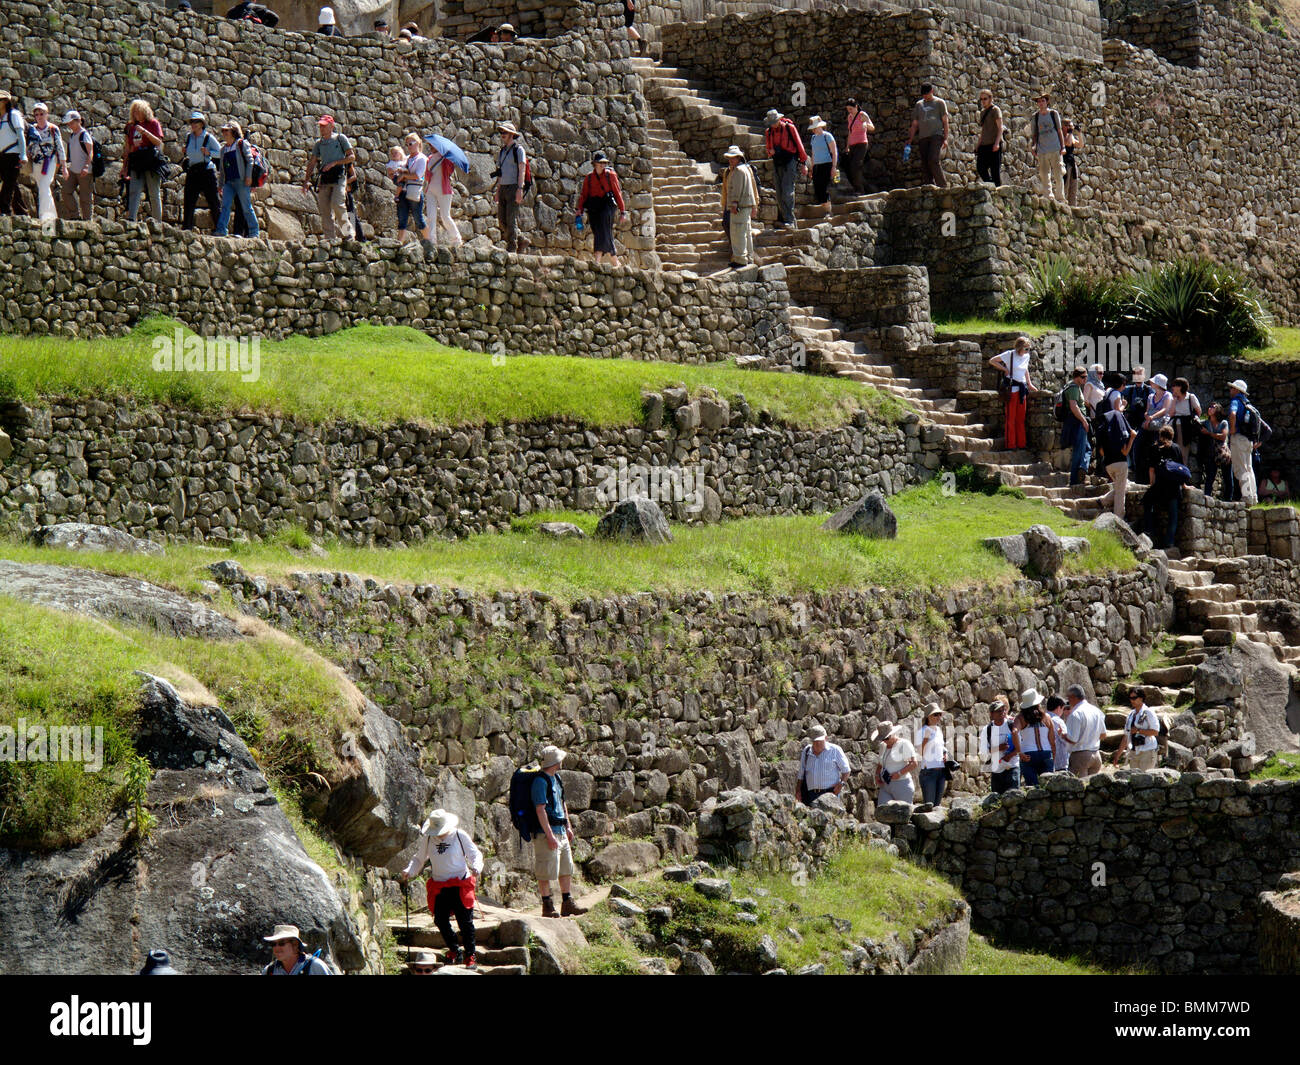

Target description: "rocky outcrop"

left=30, top=523, right=164, bottom=556
left=822, top=490, right=897, bottom=539
left=0, top=676, right=367, bottom=975
left=594, top=499, right=673, bottom=544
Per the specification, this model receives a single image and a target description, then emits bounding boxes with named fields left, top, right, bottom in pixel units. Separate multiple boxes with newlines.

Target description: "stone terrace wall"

left=217, top=562, right=1170, bottom=859
left=891, top=772, right=1300, bottom=973
left=662, top=6, right=1300, bottom=237
left=1109, top=0, right=1204, bottom=65
left=0, top=219, right=792, bottom=363
left=785, top=265, right=934, bottom=350
left=0, top=0, right=653, bottom=258
left=0, top=398, right=939, bottom=543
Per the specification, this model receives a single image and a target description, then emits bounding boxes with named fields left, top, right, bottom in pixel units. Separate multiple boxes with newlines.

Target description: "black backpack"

left=80, top=130, right=107, bottom=179
left=1053, top=386, right=1069, bottom=423
left=509, top=764, right=554, bottom=843
left=1240, top=401, right=1271, bottom=444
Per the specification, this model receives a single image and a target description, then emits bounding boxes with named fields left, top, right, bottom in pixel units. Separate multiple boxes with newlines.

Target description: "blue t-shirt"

left=185, top=130, right=221, bottom=168
left=810, top=131, right=836, bottom=165
left=530, top=771, right=566, bottom=828
left=1229, top=395, right=1248, bottom=436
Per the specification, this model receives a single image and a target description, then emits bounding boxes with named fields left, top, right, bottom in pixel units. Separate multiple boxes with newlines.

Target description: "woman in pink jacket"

left=422, top=143, right=463, bottom=247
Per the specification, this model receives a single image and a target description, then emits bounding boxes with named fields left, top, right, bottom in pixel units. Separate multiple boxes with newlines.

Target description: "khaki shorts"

left=1069, top=750, right=1102, bottom=778
left=533, top=831, right=575, bottom=881
left=1129, top=748, right=1158, bottom=771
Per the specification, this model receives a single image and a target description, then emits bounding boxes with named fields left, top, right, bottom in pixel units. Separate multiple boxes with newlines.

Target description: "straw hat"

left=263, top=924, right=301, bottom=943
left=539, top=744, right=566, bottom=769
left=723, top=145, right=745, bottom=159
left=808, top=115, right=826, bottom=131
left=1020, top=688, right=1044, bottom=710
left=1229, top=378, right=1249, bottom=393
left=496, top=121, right=519, bottom=136
left=421, top=808, right=459, bottom=836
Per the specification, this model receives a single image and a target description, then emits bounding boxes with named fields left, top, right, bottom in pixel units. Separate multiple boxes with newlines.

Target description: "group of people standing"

left=796, top=684, right=1158, bottom=814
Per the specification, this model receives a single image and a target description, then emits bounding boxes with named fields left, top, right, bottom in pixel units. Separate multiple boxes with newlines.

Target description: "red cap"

left=318, top=115, right=335, bottom=125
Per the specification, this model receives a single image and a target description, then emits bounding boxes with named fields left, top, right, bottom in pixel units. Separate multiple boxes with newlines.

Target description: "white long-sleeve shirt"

left=402, top=828, right=483, bottom=881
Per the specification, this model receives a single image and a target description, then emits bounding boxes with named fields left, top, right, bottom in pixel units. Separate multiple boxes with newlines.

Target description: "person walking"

left=304, top=115, right=354, bottom=240
left=905, top=84, right=949, bottom=187
left=123, top=99, right=165, bottom=222
left=721, top=145, right=758, bottom=268
left=0, top=92, right=28, bottom=216
left=181, top=111, right=221, bottom=231
left=918, top=704, right=949, bottom=807
left=1062, top=684, right=1105, bottom=778
left=763, top=108, right=807, bottom=229
left=979, top=695, right=1021, bottom=793
left=876, top=725, right=918, bottom=806
left=1030, top=91, right=1065, bottom=202
left=1113, top=687, right=1160, bottom=770
left=1227, top=379, right=1260, bottom=504
left=1141, top=373, right=1176, bottom=485
left=1063, top=365, right=1092, bottom=487
left=990, top=337, right=1036, bottom=450
left=422, top=136, right=464, bottom=247
left=1014, top=689, right=1055, bottom=786
left=531, top=745, right=587, bottom=918
left=399, top=807, right=484, bottom=968
left=623, top=0, right=646, bottom=56
left=493, top=121, right=526, bottom=253
left=261, top=925, right=332, bottom=975
left=843, top=98, right=874, bottom=194
left=1099, top=394, right=1139, bottom=519
left=574, top=150, right=625, bottom=266
left=1143, top=424, right=1187, bottom=550
left=214, top=121, right=259, bottom=237
left=795, top=724, right=851, bottom=806
left=1062, top=117, right=1083, bottom=206
left=59, top=111, right=95, bottom=221
left=974, top=88, right=1003, bottom=186
left=396, top=132, right=427, bottom=244
left=807, top=116, right=837, bottom=207
left=28, top=104, right=64, bottom=221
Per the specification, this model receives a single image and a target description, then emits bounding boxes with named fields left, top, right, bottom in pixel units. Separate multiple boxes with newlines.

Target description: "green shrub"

left=1122, top=258, right=1273, bottom=352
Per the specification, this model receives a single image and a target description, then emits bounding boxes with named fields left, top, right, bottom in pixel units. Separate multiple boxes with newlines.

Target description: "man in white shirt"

left=1063, top=684, right=1105, bottom=777
left=796, top=724, right=851, bottom=806
left=1113, top=686, right=1161, bottom=770
left=399, top=807, right=484, bottom=967
left=978, top=696, right=1022, bottom=793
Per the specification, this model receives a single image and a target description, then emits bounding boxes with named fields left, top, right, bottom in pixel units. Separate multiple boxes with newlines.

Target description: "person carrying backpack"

left=1227, top=379, right=1260, bottom=504
left=123, top=99, right=166, bottom=222
left=529, top=746, right=587, bottom=918
left=0, top=91, right=28, bottom=216
left=399, top=808, right=484, bottom=968
left=27, top=103, right=64, bottom=222
left=1030, top=91, right=1065, bottom=202
left=60, top=110, right=97, bottom=221
left=574, top=150, right=625, bottom=266
left=181, top=111, right=221, bottom=231
left=1098, top=395, right=1138, bottom=519
left=215, top=121, right=259, bottom=237
left=493, top=121, right=526, bottom=253
left=1143, top=424, right=1188, bottom=550
left=763, top=108, right=807, bottom=228
left=261, top=924, right=332, bottom=975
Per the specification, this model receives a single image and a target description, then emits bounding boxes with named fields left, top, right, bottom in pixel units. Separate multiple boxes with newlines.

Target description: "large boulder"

left=1091, top=512, right=1143, bottom=550
left=0, top=675, right=365, bottom=974
left=586, top=841, right=662, bottom=882
left=594, top=499, right=672, bottom=544
left=1049, top=658, right=1096, bottom=704
left=1023, top=524, right=1064, bottom=577
left=1230, top=639, right=1300, bottom=754
left=0, top=560, right=240, bottom=639
left=713, top=729, right=760, bottom=791
left=1194, top=651, right=1244, bottom=706
left=30, top=523, right=164, bottom=557
left=983, top=534, right=1027, bottom=567
left=822, top=491, right=897, bottom=539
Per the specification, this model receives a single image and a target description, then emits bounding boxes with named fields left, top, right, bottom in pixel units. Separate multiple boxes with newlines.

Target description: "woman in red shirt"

left=574, top=151, right=625, bottom=266
left=123, top=99, right=166, bottom=222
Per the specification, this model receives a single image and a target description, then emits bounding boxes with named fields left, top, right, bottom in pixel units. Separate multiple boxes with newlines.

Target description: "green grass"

left=0, top=595, right=360, bottom=850
left=1254, top=752, right=1300, bottom=781
left=933, top=315, right=1059, bottom=337
left=1242, top=326, right=1300, bottom=361
left=0, top=317, right=903, bottom=431
left=963, top=934, right=1122, bottom=975
left=0, top=481, right=1134, bottom=600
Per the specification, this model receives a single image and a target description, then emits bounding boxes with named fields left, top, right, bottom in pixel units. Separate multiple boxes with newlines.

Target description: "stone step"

left=1202, top=613, right=1256, bottom=633
left=1141, top=664, right=1197, bottom=686
left=1182, top=583, right=1239, bottom=603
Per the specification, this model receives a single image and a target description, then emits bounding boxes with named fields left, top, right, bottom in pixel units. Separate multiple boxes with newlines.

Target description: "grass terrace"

left=0, top=481, right=1135, bottom=601
left=0, top=317, right=905, bottom=430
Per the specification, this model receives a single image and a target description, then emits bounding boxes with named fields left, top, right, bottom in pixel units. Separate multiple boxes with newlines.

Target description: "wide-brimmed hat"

left=539, top=744, right=565, bottom=769
left=496, top=121, right=519, bottom=136
left=263, top=924, right=301, bottom=943
left=1151, top=373, right=1168, bottom=389
left=421, top=808, right=459, bottom=837
left=63, top=110, right=81, bottom=124
left=808, top=724, right=828, bottom=741
left=1034, top=90, right=1051, bottom=101
left=410, top=949, right=439, bottom=967
left=1020, top=688, right=1044, bottom=710
left=763, top=109, right=782, bottom=127
left=885, top=725, right=907, bottom=741
left=1229, top=378, right=1249, bottom=393
left=923, top=702, right=944, bottom=719
left=723, top=144, right=745, bottom=159
left=498, top=22, right=516, bottom=33
left=318, top=6, right=336, bottom=26
left=807, top=115, right=826, bottom=130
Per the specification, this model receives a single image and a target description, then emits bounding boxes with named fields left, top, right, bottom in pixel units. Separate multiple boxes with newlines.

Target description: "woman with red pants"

left=990, top=337, right=1037, bottom=450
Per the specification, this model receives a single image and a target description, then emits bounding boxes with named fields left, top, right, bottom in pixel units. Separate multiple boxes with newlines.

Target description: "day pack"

left=245, top=138, right=269, bottom=187
left=1053, top=386, right=1069, bottom=422
left=1240, top=402, right=1271, bottom=444
left=1158, top=458, right=1193, bottom=486
left=82, top=131, right=107, bottom=178
left=508, top=764, right=554, bottom=844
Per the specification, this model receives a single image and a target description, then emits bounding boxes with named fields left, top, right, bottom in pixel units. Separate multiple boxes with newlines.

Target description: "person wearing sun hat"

left=978, top=694, right=1021, bottom=793
left=59, top=109, right=95, bottom=221
left=918, top=703, right=950, bottom=805
left=1030, top=90, right=1065, bottom=202
left=316, top=6, right=343, bottom=35
left=400, top=807, right=484, bottom=967
left=493, top=120, right=526, bottom=253
left=531, top=744, right=587, bottom=917
left=796, top=723, right=851, bottom=806
left=763, top=107, right=807, bottom=227
left=721, top=144, right=759, bottom=268
left=304, top=114, right=354, bottom=240
left=807, top=115, right=838, bottom=206
left=260, top=924, right=332, bottom=974
left=876, top=724, right=918, bottom=805
left=408, top=949, right=440, bottom=974
left=1227, top=378, right=1259, bottom=503
left=181, top=110, right=221, bottom=231
left=1014, top=688, right=1056, bottom=786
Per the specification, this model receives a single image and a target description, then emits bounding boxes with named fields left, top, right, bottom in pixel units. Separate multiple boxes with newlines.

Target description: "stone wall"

left=1249, top=506, right=1300, bottom=562
left=1124, top=486, right=1250, bottom=557
left=1109, top=0, right=1204, bottom=65
left=0, top=219, right=792, bottom=363
left=0, top=0, right=652, bottom=258
left=1206, top=555, right=1300, bottom=603
left=785, top=265, right=934, bottom=350
left=213, top=561, right=1171, bottom=867
left=889, top=771, right=1300, bottom=973
left=0, top=396, right=938, bottom=543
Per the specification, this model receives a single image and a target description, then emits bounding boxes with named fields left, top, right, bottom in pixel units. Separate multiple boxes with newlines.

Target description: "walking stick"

left=404, top=883, right=412, bottom=966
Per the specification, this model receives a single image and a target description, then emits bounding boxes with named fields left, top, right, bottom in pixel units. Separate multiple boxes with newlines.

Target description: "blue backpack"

left=509, top=765, right=556, bottom=844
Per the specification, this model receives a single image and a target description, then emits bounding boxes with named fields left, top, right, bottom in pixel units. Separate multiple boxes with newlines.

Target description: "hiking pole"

left=404, top=883, right=412, bottom=967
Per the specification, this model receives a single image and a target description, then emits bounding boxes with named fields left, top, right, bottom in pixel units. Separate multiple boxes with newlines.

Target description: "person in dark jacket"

left=214, top=121, right=258, bottom=237
left=317, top=6, right=344, bottom=34
left=1143, top=425, right=1186, bottom=550
left=574, top=151, right=625, bottom=266
left=181, top=111, right=221, bottom=231
left=227, top=2, right=280, bottom=26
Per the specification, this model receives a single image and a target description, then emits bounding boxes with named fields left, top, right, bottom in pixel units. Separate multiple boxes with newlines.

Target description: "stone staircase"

left=1170, top=557, right=1300, bottom=666
left=386, top=906, right=529, bottom=975
left=645, top=110, right=733, bottom=275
